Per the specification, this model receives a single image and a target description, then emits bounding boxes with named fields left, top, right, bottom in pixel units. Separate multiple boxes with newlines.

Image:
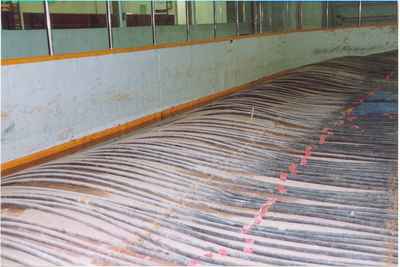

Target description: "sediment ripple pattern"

left=1, top=51, right=397, bottom=266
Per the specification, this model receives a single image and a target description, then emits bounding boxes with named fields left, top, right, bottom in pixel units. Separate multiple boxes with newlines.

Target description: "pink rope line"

left=187, top=71, right=394, bottom=266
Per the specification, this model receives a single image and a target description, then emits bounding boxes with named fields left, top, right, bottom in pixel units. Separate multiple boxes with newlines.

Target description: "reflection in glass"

left=112, top=1, right=153, bottom=48
left=302, top=1, right=324, bottom=30
left=329, top=1, right=360, bottom=28
left=190, top=1, right=214, bottom=41
left=214, top=1, right=235, bottom=37
left=48, top=1, right=109, bottom=54
left=238, top=1, right=255, bottom=35
left=1, top=1, right=48, bottom=58
left=155, top=1, right=187, bottom=44
left=361, top=1, right=397, bottom=26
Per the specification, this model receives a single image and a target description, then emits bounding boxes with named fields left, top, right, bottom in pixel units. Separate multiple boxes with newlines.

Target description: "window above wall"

left=1, top=1, right=398, bottom=61
left=2, top=1, right=45, bottom=29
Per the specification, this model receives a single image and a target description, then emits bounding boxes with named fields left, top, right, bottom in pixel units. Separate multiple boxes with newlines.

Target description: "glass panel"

left=261, top=2, right=273, bottom=32
left=216, top=1, right=235, bottom=37
left=155, top=0, right=187, bottom=44
left=329, top=1, right=359, bottom=28
left=238, top=1, right=255, bottom=35
left=302, top=1, right=323, bottom=30
left=286, top=1, right=298, bottom=31
left=1, top=1, right=48, bottom=58
left=112, top=1, right=153, bottom=48
left=190, top=0, right=214, bottom=41
left=49, top=1, right=109, bottom=54
left=361, top=1, right=397, bottom=25
left=270, top=2, right=286, bottom=32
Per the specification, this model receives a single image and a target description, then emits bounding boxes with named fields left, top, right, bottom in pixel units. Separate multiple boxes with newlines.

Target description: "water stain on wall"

left=0, top=112, right=8, bottom=120
left=313, top=44, right=382, bottom=55
left=1, top=121, right=15, bottom=137
left=110, top=92, right=131, bottom=102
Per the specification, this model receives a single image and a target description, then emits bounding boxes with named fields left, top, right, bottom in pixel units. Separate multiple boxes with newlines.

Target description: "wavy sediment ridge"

left=1, top=51, right=398, bottom=266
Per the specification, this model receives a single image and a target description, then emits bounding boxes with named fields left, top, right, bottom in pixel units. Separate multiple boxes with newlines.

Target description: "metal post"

left=297, top=1, right=303, bottom=30
left=252, top=2, right=257, bottom=33
left=358, top=0, right=362, bottom=26
left=235, top=0, right=240, bottom=36
left=259, top=1, right=263, bottom=33
left=151, top=0, right=156, bottom=44
left=268, top=3, right=272, bottom=31
left=106, top=0, right=113, bottom=49
left=185, top=1, right=191, bottom=41
left=43, top=0, right=53, bottom=55
left=285, top=1, right=289, bottom=31
left=325, top=1, right=330, bottom=28
left=118, top=1, right=124, bottom=27
left=213, top=0, right=216, bottom=39
left=17, top=2, right=25, bottom=30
